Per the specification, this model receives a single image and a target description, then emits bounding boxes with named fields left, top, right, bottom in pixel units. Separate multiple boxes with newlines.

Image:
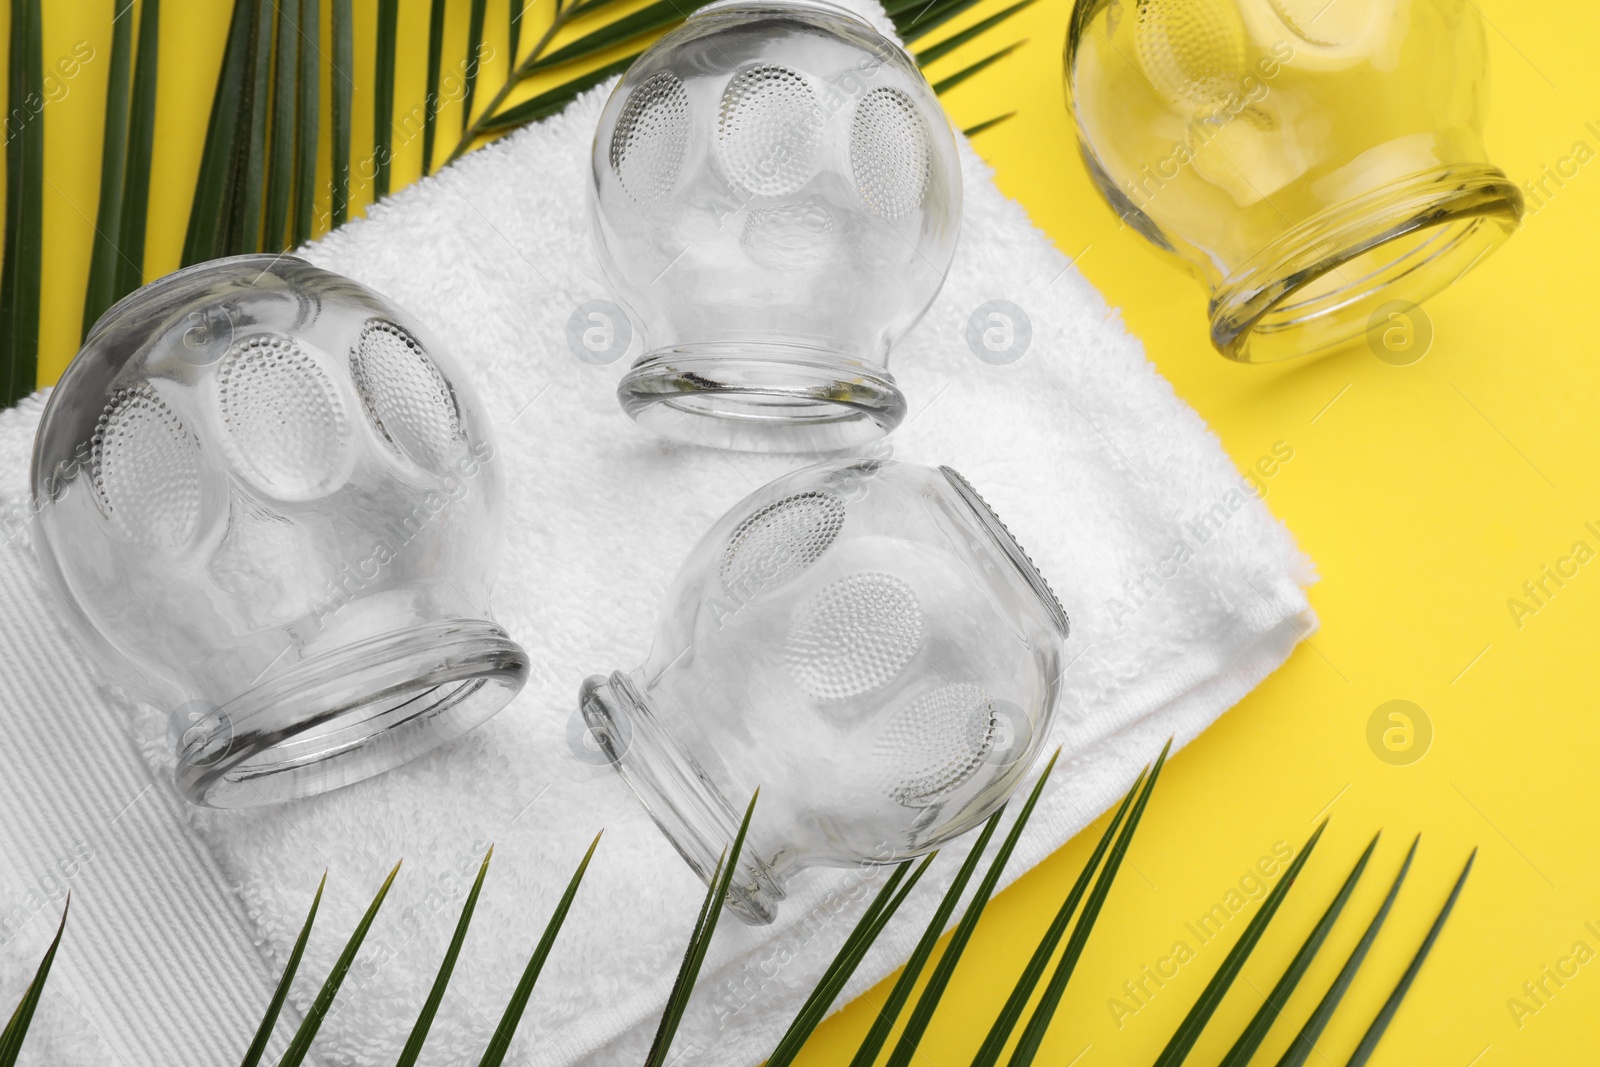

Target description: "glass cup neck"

left=579, top=669, right=790, bottom=924
left=1210, top=163, right=1523, bottom=362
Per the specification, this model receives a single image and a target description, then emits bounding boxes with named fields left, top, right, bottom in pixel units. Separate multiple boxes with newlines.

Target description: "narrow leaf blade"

left=463, top=0, right=489, bottom=133
left=1151, top=820, right=1331, bottom=1067
left=644, top=791, right=760, bottom=1067
left=848, top=805, right=1010, bottom=1067
left=82, top=0, right=135, bottom=340
left=884, top=751, right=1064, bottom=1067
left=277, top=861, right=402, bottom=1067
left=0, top=0, right=45, bottom=405
left=398, top=847, right=494, bottom=1067
left=372, top=0, right=399, bottom=198
left=330, top=0, right=353, bottom=225
left=766, top=855, right=934, bottom=1067
left=1218, top=833, right=1381, bottom=1067
left=0, top=899, right=67, bottom=1066
left=238, top=875, right=326, bottom=1067
left=183, top=0, right=254, bottom=264
left=914, top=0, right=1037, bottom=66
left=115, top=0, right=160, bottom=296
left=476, top=53, right=639, bottom=133
left=422, top=0, right=446, bottom=176
left=1344, top=849, right=1476, bottom=1067
left=1275, top=837, right=1420, bottom=1067
left=1007, top=741, right=1172, bottom=1067
left=523, top=0, right=690, bottom=74
left=931, top=40, right=1026, bottom=96
left=962, top=112, right=1014, bottom=138
left=292, top=0, right=320, bottom=245
left=477, top=835, right=601, bottom=1067
left=263, top=0, right=300, bottom=248
left=969, top=763, right=1147, bottom=1067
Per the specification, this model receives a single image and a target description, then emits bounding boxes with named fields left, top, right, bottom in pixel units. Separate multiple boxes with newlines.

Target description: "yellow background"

left=15, top=0, right=1600, bottom=1063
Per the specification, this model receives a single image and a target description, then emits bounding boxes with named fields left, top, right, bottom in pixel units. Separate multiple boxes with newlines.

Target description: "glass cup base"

left=617, top=343, right=906, bottom=454
left=579, top=669, right=786, bottom=924
left=1210, top=164, right=1523, bottom=363
left=179, top=619, right=528, bottom=807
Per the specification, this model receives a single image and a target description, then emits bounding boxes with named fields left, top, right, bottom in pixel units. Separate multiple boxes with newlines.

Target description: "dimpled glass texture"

left=1066, top=0, right=1522, bottom=362
left=31, top=255, right=529, bottom=808
left=589, top=0, right=961, bottom=453
left=578, top=458, right=1070, bottom=923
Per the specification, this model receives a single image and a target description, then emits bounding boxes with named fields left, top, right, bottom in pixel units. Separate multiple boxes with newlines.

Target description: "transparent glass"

left=578, top=458, right=1069, bottom=922
left=1065, top=0, right=1523, bottom=362
left=31, top=255, right=529, bottom=808
left=589, top=0, right=962, bottom=452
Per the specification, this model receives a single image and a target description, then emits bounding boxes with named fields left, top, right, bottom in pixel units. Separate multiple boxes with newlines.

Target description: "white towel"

left=0, top=6, right=1314, bottom=1062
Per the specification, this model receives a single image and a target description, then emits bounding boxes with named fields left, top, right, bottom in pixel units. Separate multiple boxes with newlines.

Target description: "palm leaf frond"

left=115, top=0, right=160, bottom=296
left=848, top=798, right=1008, bottom=1066
left=330, top=0, right=354, bottom=225
left=931, top=39, right=1026, bottom=95
left=264, top=0, right=301, bottom=247
left=232, top=0, right=275, bottom=255
left=477, top=833, right=601, bottom=1067
left=1219, top=832, right=1381, bottom=1067
left=970, top=759, right=1149, bottom=1067
left=643, top=791, right=759, bottom=1067
left=962, top=112, right=1014, bottom=137
left=398, top=848, right=494, bottom=1067
left=883, top=750, right=1063, bottom=1067
left=913, top=0, right=1035, bottom=65
left=373, top=0, right=400, bottom=199
left=766, top=855, right=934, bottom=1067
left=1344, top=848, right=1475, bottom=1066
left=83, top=0, right=135, bottom=339
left=182, top=0, right=255, bottom=264
left=278, top=860, right=402, bottom=1067
left=1275, top=836, right=1419, bottom=1067
left=292, top=0, right=321, bottom=246
left=0, top=899, right=66, bottom=1067
left=423, top=0, right=447, bottom=176
left=1008, top=740, right=1172, bottom=1066
left=1152, top=819, right=1329, bottom=1067
left=0, top=0, right=44, bottom=405
left=463, top=0, right=490, bottom=133
left=238, top=874, right=326, bottom=1067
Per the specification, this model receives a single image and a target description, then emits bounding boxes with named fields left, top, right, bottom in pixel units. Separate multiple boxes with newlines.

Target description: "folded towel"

left=0, top=3, right=1314, bottom=1061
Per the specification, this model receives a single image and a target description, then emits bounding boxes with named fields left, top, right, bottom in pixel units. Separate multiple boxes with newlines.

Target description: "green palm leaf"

left=238, top=874, right=326, bottom=1067
left=1344, top=849, right=1475, bottom=1066
left=463, top=0, right=490, bottom=132
left=848, top=800, right=1008, bottom=1067
left=82, top=0, right=135, bottom=339
left=373, top=0, right=400, bottom=198
left=1218, top=832, right=1381, bottom=1067
left=644, top=791, right=759, bottom=1067
left=0, top=899, right=65, bottom=1066
left=278, top=861, right=402, bottom=1067
left=766, top=855, right=934, bottom=1067
left=331, top=0, right=354, bottom=225
left=477, top=833, right=601, bottom=1067
left=1151, top=820, right=1329, bottom=1067
left=232, top=0, right=275, bottom=255
left=1007, top=741, right=1171, bottom=1066
left=0, top=0, right=44, bottom=405
left=397, top=848, right=494, bottom=1066
left=423, top=0, right=447, bottom=176
left=115, top=0, right=160, bottom=295
left=883, top=750, right=1063, bottom=1067
left=264, top=0, right=301, bottom=247
left=1275, top=836, right=1419, bottom=1067
left=293, top=0, right=321, bottom=246
left=969, top=760, right=1148, bottom=1067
